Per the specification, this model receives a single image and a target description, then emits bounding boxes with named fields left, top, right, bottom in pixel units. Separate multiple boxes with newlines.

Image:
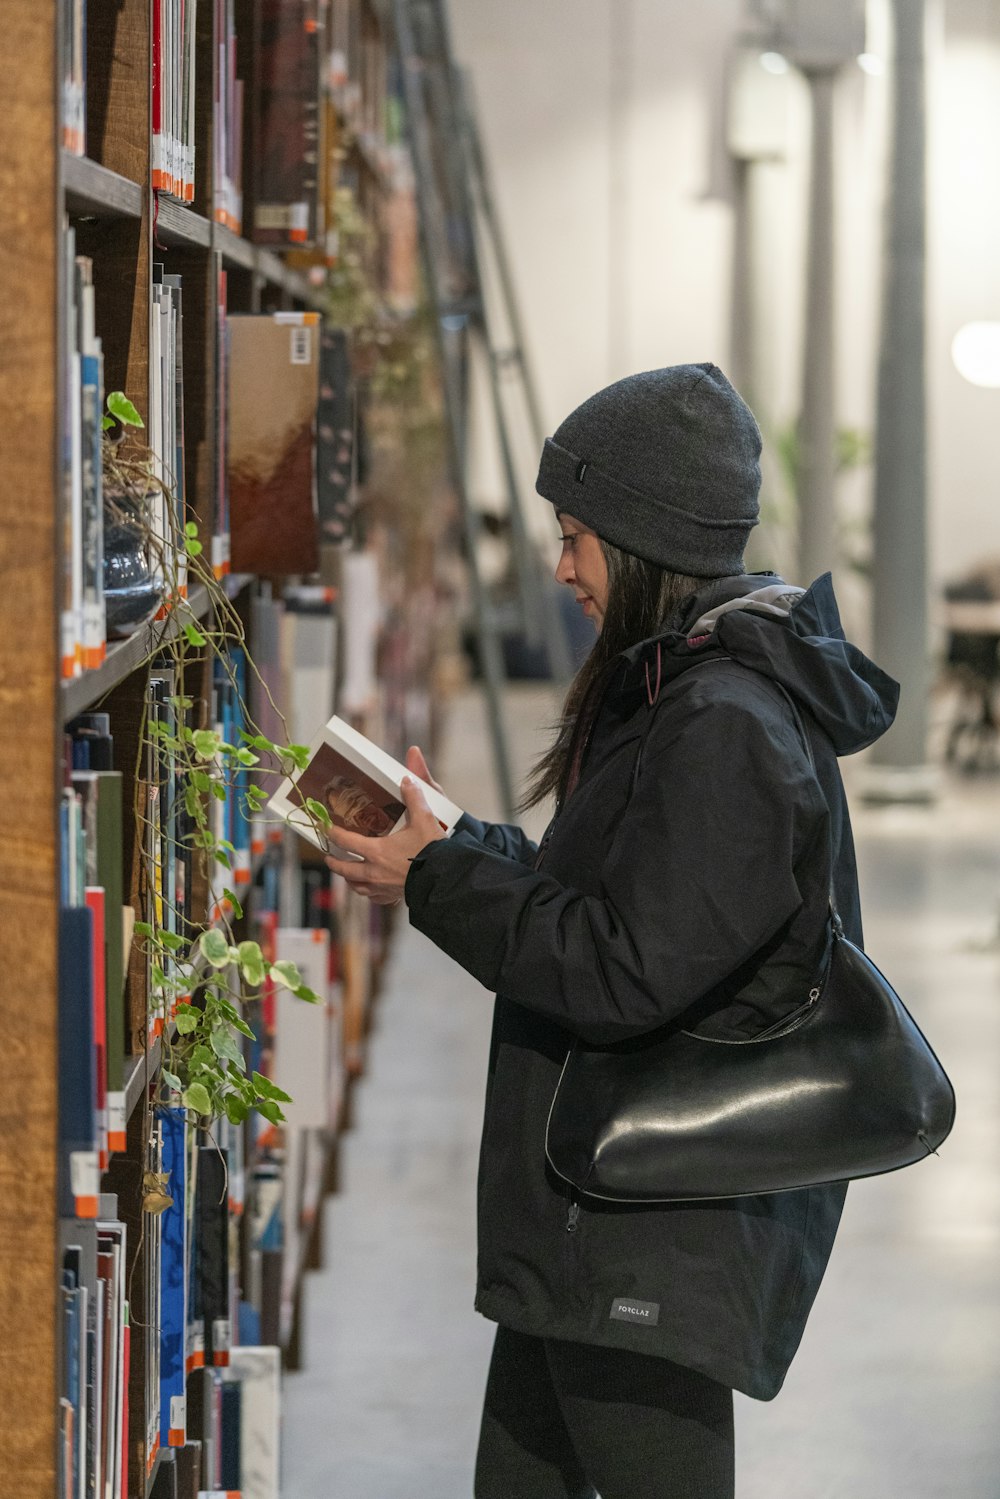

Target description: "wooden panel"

left=76, top=211, right=151, bottom=423
left=86, top=0, right=150, bottom=183
left=0, top=1, right=60, bottom=1490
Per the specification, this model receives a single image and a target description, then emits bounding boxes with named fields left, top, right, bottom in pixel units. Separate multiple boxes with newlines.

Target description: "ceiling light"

left=952, top=322, right=1000, bottom=388
left=759, top=51, right=789, bottom=75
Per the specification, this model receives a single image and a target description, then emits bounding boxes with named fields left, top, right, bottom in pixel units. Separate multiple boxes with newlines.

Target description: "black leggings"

left=474, top=1327, right=735, bottom=1499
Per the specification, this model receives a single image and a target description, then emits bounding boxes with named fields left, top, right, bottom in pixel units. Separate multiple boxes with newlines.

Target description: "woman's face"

left=555, top=513, right=609, bottom=631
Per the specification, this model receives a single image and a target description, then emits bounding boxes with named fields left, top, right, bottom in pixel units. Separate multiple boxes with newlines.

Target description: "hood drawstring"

left=644, top=641, right=663, bottom=706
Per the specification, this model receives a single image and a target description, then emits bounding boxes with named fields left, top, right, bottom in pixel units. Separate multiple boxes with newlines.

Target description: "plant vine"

left=101, top=392, right=336, bottom=1136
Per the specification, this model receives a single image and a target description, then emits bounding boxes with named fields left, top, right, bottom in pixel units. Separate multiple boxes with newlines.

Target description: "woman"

left=325, top=364, right=899, bottom=1499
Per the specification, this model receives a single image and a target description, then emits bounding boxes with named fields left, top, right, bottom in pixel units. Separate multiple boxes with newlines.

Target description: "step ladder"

left=392, top=0, right=574, bottom=817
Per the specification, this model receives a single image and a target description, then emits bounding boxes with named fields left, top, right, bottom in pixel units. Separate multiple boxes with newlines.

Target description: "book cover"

left=195, top=1146, right=230, bottom=1369
left=58, top=904, right=98, bottom=1218
left=267, top=713, right=464, bottom=854
left=159, top=1105, right=189, bottom=1450
left=84, top=887, right=108, bottom=1167
left=219, top=1380, right=241, bottom=1491
left=227, top=312, right=320, bottom=575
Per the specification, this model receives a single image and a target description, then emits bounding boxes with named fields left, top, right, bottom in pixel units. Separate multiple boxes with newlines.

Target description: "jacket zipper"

left=566, top=1195, right=580, bottom=1233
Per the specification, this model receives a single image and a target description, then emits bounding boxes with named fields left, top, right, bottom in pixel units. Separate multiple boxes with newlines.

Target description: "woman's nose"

left=555, top=551, right=574, bottom=586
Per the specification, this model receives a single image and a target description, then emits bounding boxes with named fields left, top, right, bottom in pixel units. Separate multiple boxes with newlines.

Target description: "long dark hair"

left=521, top=541, right=719, bottom=810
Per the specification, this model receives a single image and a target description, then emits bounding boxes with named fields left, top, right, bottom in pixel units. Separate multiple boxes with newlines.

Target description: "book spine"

left=152, top=0, right=165, bottom=189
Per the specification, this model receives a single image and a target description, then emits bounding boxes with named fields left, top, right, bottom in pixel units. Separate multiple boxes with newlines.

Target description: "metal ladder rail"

left=393, top=0, right=517, bottom=816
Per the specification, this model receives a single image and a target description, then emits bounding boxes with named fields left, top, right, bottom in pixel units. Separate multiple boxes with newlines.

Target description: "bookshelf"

left=0, top=1, right=446, bottom=1496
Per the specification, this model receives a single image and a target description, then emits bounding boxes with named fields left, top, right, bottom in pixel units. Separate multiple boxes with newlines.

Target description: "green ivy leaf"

left=199, top=928, right=231, bottom=968
left=256, top=1098, right=285, bottom=1126
left=182, top=1082, right=213, bottom=1116
left=193, top=728, right=221, bottom=760
left=175, top=1009, right=200, bottom=1035
left=184, top=622, right=207, bottom=648
left=269, top=959, right=304, bottom=991
left=106, top=389, right=144, bottom=427
left=161, top=1069, right=183, bottom=1093
left=210, top=1025, right=244, bottom=1066
left=294, top=984, right=322, bottom=1006
left=184, top=520, right=200, bottom=538
left=222, top=888, right=244, bottom=921
left=185, top=536, right=204, bottom=558
left=102, top=414, right=115, bottom=430
left=135, top=922, right=153, bottom=937
left=190, top=1044, right=215, bottom=1070
left=237, top=941, right=265, bottom=987
left=223, top=1094, right=249, bottom=1125
left=234, top=748, right=260, bottom=767
left=305, top=797, right=332, bottom=827
left=159, top=930, right=186, bottom=953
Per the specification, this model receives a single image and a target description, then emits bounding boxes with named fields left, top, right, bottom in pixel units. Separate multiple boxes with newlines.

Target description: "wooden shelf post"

left=0, top=0, right=60, bottom=1493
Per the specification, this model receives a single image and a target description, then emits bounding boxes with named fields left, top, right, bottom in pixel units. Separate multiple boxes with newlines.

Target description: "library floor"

left=283, top=685, right=1000, bottom=1499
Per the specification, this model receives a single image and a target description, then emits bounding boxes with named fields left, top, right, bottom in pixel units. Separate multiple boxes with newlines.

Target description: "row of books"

left=153, top=0, right=199, bottom=202
left=61, top=716, right=128, bottom=1195
left=63, top=234, right=105, bottom=677
left=214, top=0, right=244, bottom=233
left=62, top=243, right=191, bottom=679
left=151, top=265, right=189, bottom=589
left=59, top=1206, right=128, bottom=1499
left=61, top=0, right=86, bottom=155
left=59, top=1147, right=281, bottom=1498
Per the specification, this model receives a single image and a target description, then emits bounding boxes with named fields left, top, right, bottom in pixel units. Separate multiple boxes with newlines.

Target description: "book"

left=159, top=1105, right=189, bottom=1450
left=315, top=327, right=355, bottom=543
left=213, top=0, right=244, bottom=232
left=251, top=0, right=321, bottom=247
left=227, top=312, right=321, bottom=576
left=152, top=0, right=198, bottom=201
left=267, top=712, right=464, bottom=854
left=58, top=905, right=99, bottom=1219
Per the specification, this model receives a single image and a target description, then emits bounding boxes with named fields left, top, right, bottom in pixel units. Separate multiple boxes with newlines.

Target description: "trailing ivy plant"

left=101, top=391, right=336, bottom=1133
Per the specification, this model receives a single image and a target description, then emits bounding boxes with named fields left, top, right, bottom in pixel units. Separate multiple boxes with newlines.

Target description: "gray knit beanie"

left=535, top=363, right=761, bottom=577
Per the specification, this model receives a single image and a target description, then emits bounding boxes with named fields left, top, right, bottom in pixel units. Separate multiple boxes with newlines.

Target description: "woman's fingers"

left=325, top=823, right=371, bottom=858
left=405, top=745, right=444, bottom=794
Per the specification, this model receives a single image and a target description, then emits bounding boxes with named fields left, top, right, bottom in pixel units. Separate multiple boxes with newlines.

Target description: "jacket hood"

left=617, top=571, right=899, bottom=756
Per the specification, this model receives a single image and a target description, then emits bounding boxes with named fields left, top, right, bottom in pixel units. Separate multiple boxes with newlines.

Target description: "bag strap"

left=631, top=653, right=843, bottom=934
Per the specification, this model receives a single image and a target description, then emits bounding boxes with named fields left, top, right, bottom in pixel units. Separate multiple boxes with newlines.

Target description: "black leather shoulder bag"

left=545, top=667, right=956, bottom=1202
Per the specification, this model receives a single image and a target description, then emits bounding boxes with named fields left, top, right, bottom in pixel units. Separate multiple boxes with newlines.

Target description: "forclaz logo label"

left=610, top=1296, right=660, bottom=1326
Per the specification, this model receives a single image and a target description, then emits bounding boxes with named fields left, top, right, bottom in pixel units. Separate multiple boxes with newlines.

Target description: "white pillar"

left=866, top=0, right=935, bottom=800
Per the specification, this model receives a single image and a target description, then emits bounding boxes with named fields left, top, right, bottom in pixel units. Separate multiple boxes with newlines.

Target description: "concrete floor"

left=283, top=685, right=1000, bottom=1498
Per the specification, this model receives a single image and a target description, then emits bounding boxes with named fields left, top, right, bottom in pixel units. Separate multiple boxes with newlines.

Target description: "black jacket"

left=405, top=573, right=899, bottom=1400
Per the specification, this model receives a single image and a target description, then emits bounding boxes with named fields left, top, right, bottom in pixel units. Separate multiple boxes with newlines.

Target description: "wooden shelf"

left=63, top=152, right=144, bottom=219
left=143, top=1445, right=164, bottom=1499
left=61, top=582, right=211, bottom=723
left=154, top=196, right=212, bottom=250
left=151, top=200, right=326, bottom=309
left=123, top=1032, right=162, bottom=1124
left=214, top=222, right=256, bottom=272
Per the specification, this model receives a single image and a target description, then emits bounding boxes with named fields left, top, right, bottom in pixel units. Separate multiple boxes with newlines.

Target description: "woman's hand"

left=324, top=769, right=447, bottom=905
